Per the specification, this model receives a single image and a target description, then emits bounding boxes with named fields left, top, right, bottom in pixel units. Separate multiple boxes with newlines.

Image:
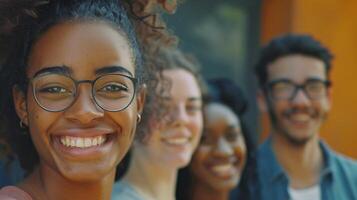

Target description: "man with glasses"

left=251, top=34, right=357, bottom=200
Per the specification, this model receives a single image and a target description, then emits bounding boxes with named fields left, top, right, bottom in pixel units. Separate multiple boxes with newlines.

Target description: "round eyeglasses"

left=267, top=78, right=331, bottom=101
left=30, top=73, right=137, bottom=112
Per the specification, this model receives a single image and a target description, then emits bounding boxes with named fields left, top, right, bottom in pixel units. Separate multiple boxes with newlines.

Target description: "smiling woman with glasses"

left=0, top=0, right=167, bottom=199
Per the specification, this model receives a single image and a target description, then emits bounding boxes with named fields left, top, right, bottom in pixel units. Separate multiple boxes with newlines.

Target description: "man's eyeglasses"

left=267, top=78, right=331, bottom=101
left=30, top=73, right=137, bottom=112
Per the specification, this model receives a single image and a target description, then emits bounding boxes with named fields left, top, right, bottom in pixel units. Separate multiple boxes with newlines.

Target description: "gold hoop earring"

left=137, top=114, right=142, bottom=123
left=19, top=119, right=26, bottom=129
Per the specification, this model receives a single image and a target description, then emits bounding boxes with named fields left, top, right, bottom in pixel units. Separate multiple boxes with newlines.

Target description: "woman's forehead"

left=27, top=21, right=135, bottom=78
left=163, top=69, right=201, bottom=99
left=204, top=103, right=240, bottom=125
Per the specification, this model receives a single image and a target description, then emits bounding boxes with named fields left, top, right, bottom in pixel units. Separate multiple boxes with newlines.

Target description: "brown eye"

left=99, top=83, right=128, bottom=92
left=305, top=81, right=325, bottom=93
left=186, top=104, right=201, bottom=114
left=272, top=82, right=294, bottom=98
left=225, top=131, right=238, bottom=141
left=39, top=86, right=69, bottom=94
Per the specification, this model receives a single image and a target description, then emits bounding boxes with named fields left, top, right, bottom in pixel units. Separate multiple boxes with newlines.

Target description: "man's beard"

left=266, top=100, right=327, bottom=146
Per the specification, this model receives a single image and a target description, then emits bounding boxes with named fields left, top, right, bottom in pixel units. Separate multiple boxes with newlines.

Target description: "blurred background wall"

left=166, top=0, right=262, bottom=145
left=167, top=0, right=357, bottom=158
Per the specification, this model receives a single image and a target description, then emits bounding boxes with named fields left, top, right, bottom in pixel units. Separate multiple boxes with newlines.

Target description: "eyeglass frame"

left=265, top=78, right=332, bottom=101
left=27, top=72, right=138, bottom=112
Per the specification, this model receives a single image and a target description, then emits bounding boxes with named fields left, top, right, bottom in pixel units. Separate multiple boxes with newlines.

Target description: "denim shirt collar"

left=319, top=141, right=335, bottom=180
left=257, top=137, right=286, bottom=184
left=257, top=137, right=335, bottom=185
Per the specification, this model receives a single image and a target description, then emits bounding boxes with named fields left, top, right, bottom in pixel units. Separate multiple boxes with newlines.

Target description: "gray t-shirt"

left=111, top=180, right=145, bottom=200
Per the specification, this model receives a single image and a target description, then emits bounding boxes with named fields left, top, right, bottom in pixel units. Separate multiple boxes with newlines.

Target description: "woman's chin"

left=54, top=160, right=117, bottom=183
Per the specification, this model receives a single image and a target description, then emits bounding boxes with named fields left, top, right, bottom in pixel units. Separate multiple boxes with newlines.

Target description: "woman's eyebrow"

left=95, top=66, right=133, bottom=77
left=33, top=65, right=72, bottom=77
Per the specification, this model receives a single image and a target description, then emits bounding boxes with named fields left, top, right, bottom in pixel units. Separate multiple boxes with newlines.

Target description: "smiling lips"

left=286, top=113, right=313, bottom=128
left=210, top=163, right=236, bottom=177
left=162, top=137, right=191, bottom=145
left=52, top=128, right=115, bottom=156
left=207, top=156, right=241, bottom=179
left=290, top=113, right=310, bottom=122
left=284, top=107, right=318, bottom=125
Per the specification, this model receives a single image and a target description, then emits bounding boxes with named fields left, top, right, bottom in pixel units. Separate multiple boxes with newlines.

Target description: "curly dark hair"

left=176, top=78, right=256, bottom=200
left=120, top=0, right=180, bottom=144
left=255, top=34, right=334, bottom=89
left=0, top=0, right=167, bottom=174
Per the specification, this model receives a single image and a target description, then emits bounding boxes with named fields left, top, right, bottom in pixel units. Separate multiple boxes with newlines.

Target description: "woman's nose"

left=213, top=137, right=234, bottom=157
left=170, top=104, right=190, bottom=127
left=64, top=84, right=104, bottom=124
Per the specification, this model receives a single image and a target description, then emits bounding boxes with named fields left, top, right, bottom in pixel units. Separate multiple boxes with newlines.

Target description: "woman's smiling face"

left=13, top=21, right=145, bottom=181
left=135, top=68, right=203, bottom=169
left=190, top=103, right=247, bottom=191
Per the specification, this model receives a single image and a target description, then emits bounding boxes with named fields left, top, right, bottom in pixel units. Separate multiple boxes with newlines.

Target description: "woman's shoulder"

left=0, top=186, right=32, bottom=200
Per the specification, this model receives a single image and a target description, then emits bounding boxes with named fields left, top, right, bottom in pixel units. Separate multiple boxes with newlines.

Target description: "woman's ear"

left=136, top=84, right=147, bottom=116
left=13, top=86, right=29, bottom=126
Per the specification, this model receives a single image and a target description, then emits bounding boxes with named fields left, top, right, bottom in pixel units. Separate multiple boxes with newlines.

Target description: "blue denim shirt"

left=253, top=138, right=357, bottom=200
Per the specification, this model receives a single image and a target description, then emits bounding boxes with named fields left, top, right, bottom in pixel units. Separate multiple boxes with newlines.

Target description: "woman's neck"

left=20, top=165, right=115, bottom=200
left=122, top=148, right=177, bottom=200
left=191, top=179, right=229, bottom=200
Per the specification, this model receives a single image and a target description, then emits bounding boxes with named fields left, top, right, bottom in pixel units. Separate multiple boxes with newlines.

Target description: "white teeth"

left=99, top=136, right=104, bottom=144
left=84, top=138, right=91, bottom=147
left=66, top=137, right=70, bottom=146
left=60, top=136, right=106, bottom=148
left=61, top=138, right=66, bottom=146
left=164, top=138, right=189, bottom=145
left=211, top=164, right=234, bottom=174
left=291, top=114, right=310, bottom=121
left=71, top=139, right=75, bottom=147
left=76, top=138, right=83, bottom=147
